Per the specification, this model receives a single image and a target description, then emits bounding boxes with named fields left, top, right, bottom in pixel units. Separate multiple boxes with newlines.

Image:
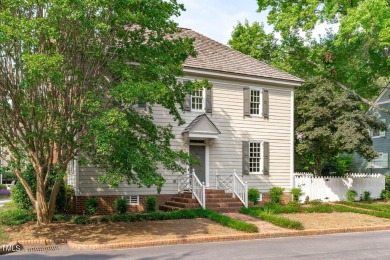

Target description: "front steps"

left=159, top=189, right=244, bottom=213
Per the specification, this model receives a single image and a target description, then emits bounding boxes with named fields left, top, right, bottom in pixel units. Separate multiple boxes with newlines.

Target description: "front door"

left=189, top=145, right=206, bottom=184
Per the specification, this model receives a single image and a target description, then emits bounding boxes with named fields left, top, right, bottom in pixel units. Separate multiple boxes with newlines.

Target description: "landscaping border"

left=3, top=225, right=390, bottom=252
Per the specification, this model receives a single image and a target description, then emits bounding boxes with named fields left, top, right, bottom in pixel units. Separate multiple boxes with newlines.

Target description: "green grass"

left=337, top=201, right=390, bottom=213
left=240, top=207, right=303, bottom=230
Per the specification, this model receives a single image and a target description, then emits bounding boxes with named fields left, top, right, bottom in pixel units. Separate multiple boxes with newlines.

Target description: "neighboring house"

left=69, top=28, right=303, bottom=213
left=351, top=83, right=390, bottom=174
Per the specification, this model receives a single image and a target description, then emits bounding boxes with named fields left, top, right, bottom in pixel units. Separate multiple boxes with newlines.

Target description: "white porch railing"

left=216, top=170, right=248, bottom=208
left=178, top=169, right=206, bottom=209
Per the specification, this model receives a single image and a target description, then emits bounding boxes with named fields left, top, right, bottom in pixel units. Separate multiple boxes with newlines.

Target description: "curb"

left=5, top=225, right=390, bottom=251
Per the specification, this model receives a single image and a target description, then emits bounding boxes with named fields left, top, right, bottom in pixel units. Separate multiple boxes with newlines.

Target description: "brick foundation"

left=74, top=194, right=175, bottom=215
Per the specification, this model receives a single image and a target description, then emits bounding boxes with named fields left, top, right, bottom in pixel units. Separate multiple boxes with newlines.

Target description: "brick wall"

left=74, top=194, right=175, bottom=215
left=255, top=192, right=292, bottom=206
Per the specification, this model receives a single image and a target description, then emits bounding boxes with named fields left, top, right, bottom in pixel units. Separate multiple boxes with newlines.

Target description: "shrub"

left=291, top=188, right=303, bottom=202
left=380, top=190, right=390, bottom=201
left=52, top=214, right=71, bottom=222
left=11, top=165, right=66, bottom=212
left=0, top=189, right=10, bottom=197
left=269, top=187, right=285, bottom=204
left=0, top=209, right=36, bottom=225
left=309, top=199, right=322, bottom=206
left=248, top=188, right=260, bottom=205
left=346, top=190, right=357, bottom=202
left=304, top=195, right=310, bottom=204
left=362, top=191, right=371, bottom=201
left=0, top=184, right=7, bottom=190
left=146, top=196, right=157, bottom=212
left=207, top=211, right=258, bottom=233
left=85, top=198, right=99, bottom=215
left=71, top=215, right=89, bottom=224
left=114, top=198, right=128, bottom=214
left=386, top=176, right=390, bottom=191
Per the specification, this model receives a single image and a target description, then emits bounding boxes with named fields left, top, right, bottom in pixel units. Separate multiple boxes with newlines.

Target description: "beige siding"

left=77, top=75, right=294, bottom=196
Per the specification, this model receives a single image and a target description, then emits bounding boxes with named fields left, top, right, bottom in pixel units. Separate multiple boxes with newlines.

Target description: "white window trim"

left=249, top=87, right=263, bottom=117
left=368, top=152, right=388, bottom=169
left=191, top=88, right=206, bottom=112
left=122, top=195, right=139, bottom=205
left=249, top=140, right=265, bottom=175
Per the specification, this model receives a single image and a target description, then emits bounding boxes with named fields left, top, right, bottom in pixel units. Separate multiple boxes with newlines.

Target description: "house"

left=351, top=83, right=390, bottom=174
left=69, top=28, right=303, bottom=214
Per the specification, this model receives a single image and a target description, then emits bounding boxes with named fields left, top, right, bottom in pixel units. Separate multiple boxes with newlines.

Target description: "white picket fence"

left=294, top=173, right=385, bottom=202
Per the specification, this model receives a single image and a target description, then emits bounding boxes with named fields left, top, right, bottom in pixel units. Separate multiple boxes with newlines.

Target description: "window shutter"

left=242, top=141, right=249, bottom=175
left=383, top=153, right=388, bottom=168
left=262, top=141, right=269, bottom=175
left=380, top=119, right=386, bottom=137
left=184, top=94, right=191, bottom=111
left=206, top=89, right=212, bottom=113
left=243, top=88, right=250, bottom=116
left=262, top=89, right=269, bottom=119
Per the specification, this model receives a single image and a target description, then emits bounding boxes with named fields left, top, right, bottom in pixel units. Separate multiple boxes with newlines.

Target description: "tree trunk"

left=35, top=183, right=51, bottom=224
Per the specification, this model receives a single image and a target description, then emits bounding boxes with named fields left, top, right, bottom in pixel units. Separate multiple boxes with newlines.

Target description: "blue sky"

left=174, top=0, right=271, bottom=44
left=174, top=0, right=338, bottom=45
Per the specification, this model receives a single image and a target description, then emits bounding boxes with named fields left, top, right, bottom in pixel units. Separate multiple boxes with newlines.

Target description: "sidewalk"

left=0, top=198, right=11, bottom=207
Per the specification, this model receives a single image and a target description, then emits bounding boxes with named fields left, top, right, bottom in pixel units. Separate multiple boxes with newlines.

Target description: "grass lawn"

left=0, top=201, right=16, bottom=245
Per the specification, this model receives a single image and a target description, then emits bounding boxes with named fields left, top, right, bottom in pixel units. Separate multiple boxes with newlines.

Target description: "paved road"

left=4, top=230, right=390, bottom=259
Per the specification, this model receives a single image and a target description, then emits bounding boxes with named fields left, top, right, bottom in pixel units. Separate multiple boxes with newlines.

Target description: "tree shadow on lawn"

left=4, top=218, right=239, bottom=244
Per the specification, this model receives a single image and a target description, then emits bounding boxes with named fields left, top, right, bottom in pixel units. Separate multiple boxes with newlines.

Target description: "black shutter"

left=205, top=89, right=212, bottom=113
left=184, top=94, right=191, bottom=111
left=242, top=141, right=249, bottom=175
left=263, top=141, right=269, bottom=175
left=262, top=89, right=269, bottom=119
left=243, top=88, right=250, bottom=116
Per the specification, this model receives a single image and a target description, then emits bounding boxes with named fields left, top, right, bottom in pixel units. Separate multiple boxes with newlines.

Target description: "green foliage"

left=346, top=190, right=358, bottom=202
left=331, top=204, right=390, bottom=219
left=0, top=0, right=205, bottom=223
left=52, top=214, right=72, bottom=222
left=295, top=78, right=385, bottom=175
left=269, top=187, right=285, bottom=204
left=146, top=196, right=157, bottom=213
left=385, top=176, right=390, bottom=191
left=303, top=204, right=333, bottom=213
left=0, top=184, right=6, bottom=190
left=207, top=211, right=258, bottom=233
left=248, top=188, right=260, bottom=205
left=71, top=215, right=89, bottom=225
left=69, top=209, right=258, bottom=233
left=362, top=191, right=371, bottom=201
left=337, top=201, right=390, bottom=213
left=0, top=209, right=36, bottom=225
left=240, top=208, right=303, bottom=230
left=85, top=198, right=99, bottom=215
left=380, top=190, right=390, bottom=201
left=114, top=198, right=128, bottom=214
left=228, top=20, right=278, bottom=64
left=308, top=199, right=322, bottom=206
left=291, top=188, right=303, bottom=202
left=11, top=166, right=67, bottom=212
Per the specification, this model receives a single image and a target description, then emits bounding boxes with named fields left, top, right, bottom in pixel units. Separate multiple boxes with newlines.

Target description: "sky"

left=174, top=0, right=339, bottom=45
left=174, top=0, right=270, bottom=45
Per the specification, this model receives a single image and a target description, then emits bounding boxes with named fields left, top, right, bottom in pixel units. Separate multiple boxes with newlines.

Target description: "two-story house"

left=351, top=83, right=390, bottom=174
left=69, top=28, right=303, bottom=213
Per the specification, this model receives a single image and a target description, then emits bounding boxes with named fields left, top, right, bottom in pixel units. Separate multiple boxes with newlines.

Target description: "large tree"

left=229, top=2, right=389, bottom=175
left=0, top=0, right=202, bottom=224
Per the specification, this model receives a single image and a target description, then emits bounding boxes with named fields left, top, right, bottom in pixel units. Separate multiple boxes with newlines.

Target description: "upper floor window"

left=191, top=89, right=205, bottom=111
left=244, top=88, right=269, bottom=118
left=183, top=80, right=212, bottom=113
left=371, top=119, right=386, bottom=138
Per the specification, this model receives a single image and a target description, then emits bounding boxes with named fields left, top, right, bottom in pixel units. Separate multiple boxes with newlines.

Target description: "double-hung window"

left=368, top=153, right=388, bottom=169
left=191, top=89, right=205, bottom=111
left=243, top=88, right=269, bottom=118
left=371, top=119, right=386, bottom=138
left=183, top=80, right=213, bottom=113
left=242, top=141, right=269, bottom=175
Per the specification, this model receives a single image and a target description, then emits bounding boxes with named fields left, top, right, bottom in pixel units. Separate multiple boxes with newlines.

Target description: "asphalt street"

left=3, top=230, right=390, bottom=260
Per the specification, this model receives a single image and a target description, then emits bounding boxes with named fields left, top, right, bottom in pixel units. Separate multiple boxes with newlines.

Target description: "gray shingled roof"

left=182, top=114, right=221, bottom=134
left=179, top=28, right=302, bottom=83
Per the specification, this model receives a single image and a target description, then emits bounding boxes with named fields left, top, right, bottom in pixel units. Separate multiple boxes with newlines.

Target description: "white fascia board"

left=183, top=67, right=303, bottom=88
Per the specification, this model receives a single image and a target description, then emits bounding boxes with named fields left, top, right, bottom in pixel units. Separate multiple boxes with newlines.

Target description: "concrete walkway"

left=0, top=198, right=11, bottom=207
